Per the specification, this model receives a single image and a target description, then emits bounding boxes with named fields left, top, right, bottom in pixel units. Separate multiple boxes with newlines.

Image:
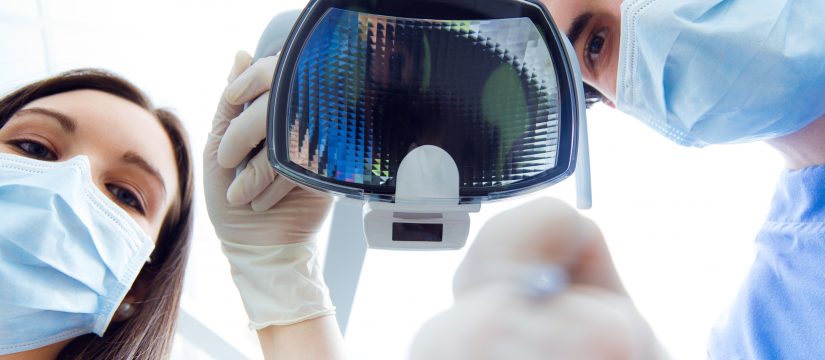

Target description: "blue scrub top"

left=708, top=164, right=825, bottom=359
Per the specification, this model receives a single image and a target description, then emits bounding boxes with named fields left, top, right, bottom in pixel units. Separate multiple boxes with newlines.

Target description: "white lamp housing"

left=363, top=145, right=480, bottom=250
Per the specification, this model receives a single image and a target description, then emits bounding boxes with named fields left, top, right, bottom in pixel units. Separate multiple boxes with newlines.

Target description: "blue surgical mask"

left=616, top=0, right=825, bottom=147
left=0, top=154, right=153, bottom=355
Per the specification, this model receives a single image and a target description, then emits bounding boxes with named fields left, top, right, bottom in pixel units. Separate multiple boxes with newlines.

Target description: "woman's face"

left=0, top=89, right=179, bottom=242
left=543, top=0, right=622, bottom=103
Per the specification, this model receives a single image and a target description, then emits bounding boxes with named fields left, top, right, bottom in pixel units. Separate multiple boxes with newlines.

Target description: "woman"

left=0, top=69, right=194, bottom=359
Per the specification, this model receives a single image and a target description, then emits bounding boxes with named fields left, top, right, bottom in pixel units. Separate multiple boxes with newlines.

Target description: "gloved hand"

left=410, top=198, right=668, bottom=359
left=204, top=50, right=335, bottom=328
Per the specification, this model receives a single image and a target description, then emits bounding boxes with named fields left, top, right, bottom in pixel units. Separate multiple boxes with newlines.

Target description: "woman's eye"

left=585, top=28, right=608, bottom=68
left=10, top=139, right=57, bottom=160
left=107, top=184, right=146, bottom=214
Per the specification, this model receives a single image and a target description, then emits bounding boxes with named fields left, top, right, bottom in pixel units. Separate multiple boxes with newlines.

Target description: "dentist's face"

left=543, top=0, right=622, bottom=104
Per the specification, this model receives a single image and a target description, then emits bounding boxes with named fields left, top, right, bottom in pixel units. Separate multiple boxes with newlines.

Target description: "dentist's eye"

left=107, top=184, right=146, bottom=214
left=8, top=139, right=57, bottom=161
left=585, top=28, right=608, bottom=69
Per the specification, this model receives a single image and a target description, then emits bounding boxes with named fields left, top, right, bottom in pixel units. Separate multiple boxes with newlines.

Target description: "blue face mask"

left=616, top=0, right=825, bottom=147
left=0, top=154, right=153, bottom=355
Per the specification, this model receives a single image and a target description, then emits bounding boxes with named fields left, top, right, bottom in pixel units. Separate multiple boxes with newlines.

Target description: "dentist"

left=417, top=0, right=825, bottom=359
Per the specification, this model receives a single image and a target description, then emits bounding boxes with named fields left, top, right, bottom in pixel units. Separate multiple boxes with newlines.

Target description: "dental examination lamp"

left=258, top=0, right=591, bottom=250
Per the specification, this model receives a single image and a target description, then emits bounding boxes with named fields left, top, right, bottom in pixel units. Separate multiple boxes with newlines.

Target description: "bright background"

left=0, top=1, right=784, bottom=359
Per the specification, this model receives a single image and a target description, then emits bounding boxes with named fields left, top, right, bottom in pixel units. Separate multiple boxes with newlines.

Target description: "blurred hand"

left=203, top=51, right=334, bottom=328
left=453, top=197, right=624, bottom=296
left=411, top=198, right=667, bottom=360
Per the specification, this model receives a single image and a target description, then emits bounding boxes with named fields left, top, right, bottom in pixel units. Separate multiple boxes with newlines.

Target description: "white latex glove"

left=204, top=51, right=335, bottom=328
left=410, top=198, right=668, bottom=360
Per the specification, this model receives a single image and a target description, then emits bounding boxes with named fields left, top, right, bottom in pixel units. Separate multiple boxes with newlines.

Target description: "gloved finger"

left=204, top=52, right=254, bottom=219
left=226, top=55, right=279, bottom=105
left=226, top=147, right=275, bottom=205
left=211, top=51, right=253, bottom=137
left=216, top=92, right=269, bottom=168
left=205, top=51, right=253, bottom=195
left=228, top=50, right=253, bottom=83
left=250, top=175, right=296, bottom=212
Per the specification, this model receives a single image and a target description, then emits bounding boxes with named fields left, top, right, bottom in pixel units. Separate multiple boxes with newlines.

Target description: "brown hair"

left=0, top=69, right=194, bottom=359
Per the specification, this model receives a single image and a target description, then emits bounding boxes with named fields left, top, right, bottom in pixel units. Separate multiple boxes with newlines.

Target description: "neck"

left=766, top=115, right=825, bottom=170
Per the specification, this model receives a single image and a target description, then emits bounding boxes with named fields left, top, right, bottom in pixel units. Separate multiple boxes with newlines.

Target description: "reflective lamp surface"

left=285, top=8, right=562, bottom=196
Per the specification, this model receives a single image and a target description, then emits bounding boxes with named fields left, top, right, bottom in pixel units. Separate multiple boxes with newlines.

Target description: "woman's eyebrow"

left=14, top=108, right=77, bottom=133
left=122, top=151, right=167, bottom=196
left=566, top=12, right=593, bottom=47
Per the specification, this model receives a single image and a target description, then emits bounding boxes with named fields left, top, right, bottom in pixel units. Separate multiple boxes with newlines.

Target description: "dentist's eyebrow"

left=122, top=151, right=167, bottom=196
left=14, top=108, right=77, bottom=133
left=566, top=12, right=593, bottom=47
